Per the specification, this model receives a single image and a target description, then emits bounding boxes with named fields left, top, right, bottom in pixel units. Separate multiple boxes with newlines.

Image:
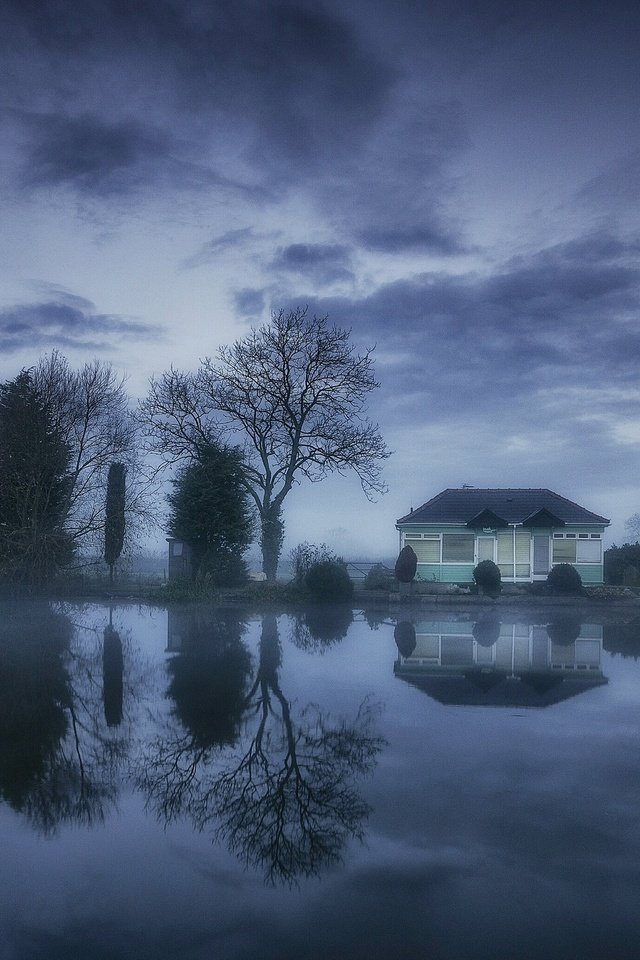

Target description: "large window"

left=553, top=534, right=602, bottom=564
left=442, top=533, right=474, bottom=563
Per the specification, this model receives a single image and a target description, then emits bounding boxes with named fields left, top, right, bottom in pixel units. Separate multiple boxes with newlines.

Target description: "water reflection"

left=395, top=615, right=608, bottom=707
left=103, top=623, right=123, bottom=727
left=0, top=602, right=128, bottom=833
left=142, top=612, right=384, bottom=885
left=291, top=603, right=353, bottom=651
left=166, top=607, right=251, bottom=747
left=602, top=617, right=640, bottom=658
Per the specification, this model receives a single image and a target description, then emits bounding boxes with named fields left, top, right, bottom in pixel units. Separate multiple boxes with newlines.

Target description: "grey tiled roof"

left=396, top=488, right=610, bottom=525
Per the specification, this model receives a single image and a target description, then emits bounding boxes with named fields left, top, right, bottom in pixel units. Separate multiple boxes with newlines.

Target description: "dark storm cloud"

left=0, top=0, right=471, bottom=255
left=234, top=288, right=266, bottom=318
left=2, top=0, right=393, bottom=178
left=298, top=228, right=640, bottom=424
left=18, top=111, right=260, bottom=200
left=271, top=243, right=354, bottom=284
left=319, top=99, right=469, bottom=255
left=20, top=113, right=172, bottom=195
left=0, top=293, right=163, bottom=353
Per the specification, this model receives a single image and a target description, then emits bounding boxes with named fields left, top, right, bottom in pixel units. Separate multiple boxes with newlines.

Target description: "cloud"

left=17, top=111, right=263, bottom=201
left=2, top=0, right=394, bottom=188
left=315, top=96, right=469, bottom=254
left=1, top=1, right=474, bottom=258
left=271, top=243, right=354, bottom=284
left=181, top=229, right=275, bottom=270
left=0, top=291, right=164, bottom=353
left=233, top=288, right=266, bottom=318
left=20, top=113, right=173, bottom=196
left=291, top=228, right=640, bottom=464
left=576, top=152, right=640, bottom=207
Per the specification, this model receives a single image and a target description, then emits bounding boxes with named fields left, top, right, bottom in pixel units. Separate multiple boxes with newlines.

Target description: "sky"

left=1, top=0, right=639, bottom=558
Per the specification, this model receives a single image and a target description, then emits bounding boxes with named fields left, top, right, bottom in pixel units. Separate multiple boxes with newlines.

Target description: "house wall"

left=397, top=523, right=607, bottom=584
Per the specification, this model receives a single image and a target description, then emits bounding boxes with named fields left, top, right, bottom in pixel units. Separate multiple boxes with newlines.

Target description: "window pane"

left=411, top=539, right=440, bottom=562
left=442, top=534, right=474, bottom=562
left=576, top=539, right=601, bottom=563
left=552, top=539, right=576, bottom=562
left=515, top=531, right=530, bottom=563
left=497, top=531, right=513, bottom=565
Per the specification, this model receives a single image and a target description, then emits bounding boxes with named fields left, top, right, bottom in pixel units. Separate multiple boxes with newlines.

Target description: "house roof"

left=393, top=669, right=607, bottom=708
left=396, top=488, right=609, bottom=526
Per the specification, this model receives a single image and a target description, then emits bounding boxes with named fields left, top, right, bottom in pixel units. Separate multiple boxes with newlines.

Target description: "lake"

left=1, top=599, right=640, bottom=960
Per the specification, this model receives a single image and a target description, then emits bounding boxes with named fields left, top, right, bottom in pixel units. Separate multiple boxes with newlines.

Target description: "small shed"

left=166, top=538, right=193, bottom=581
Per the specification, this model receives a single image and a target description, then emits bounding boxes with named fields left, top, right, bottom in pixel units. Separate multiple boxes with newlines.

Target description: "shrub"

left=363, top=564, right=393, bottom=590
left=395, top=545, right=417, bottom=583
left=547, top=563, right=583, bottom=594
left=305, top=560, right=354, bottom=602
left=290, top=542, right=341, bottom=584
left=473, top=559, right=502, bottom=595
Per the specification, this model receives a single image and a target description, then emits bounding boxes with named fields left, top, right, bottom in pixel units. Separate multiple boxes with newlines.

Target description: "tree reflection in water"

left=0, top=602, right=130, bottom=833
left=103, top=622, right=124, bottom=727
left=141, top=613, right=384, bottom=885
left=290, top=603, right=353, bottom=651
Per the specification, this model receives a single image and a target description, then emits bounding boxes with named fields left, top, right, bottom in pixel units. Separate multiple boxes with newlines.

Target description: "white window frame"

left=552, top=532, right=602, bottom=564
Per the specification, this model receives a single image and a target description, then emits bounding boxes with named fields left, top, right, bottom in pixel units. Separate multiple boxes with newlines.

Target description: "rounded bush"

left=473, top=559, right=502, bottom=594
left=305, top=560, right=354, bottom=602
left=395, top=545, right=417, bottom=583
left=547, top=563, right=583, bottom=594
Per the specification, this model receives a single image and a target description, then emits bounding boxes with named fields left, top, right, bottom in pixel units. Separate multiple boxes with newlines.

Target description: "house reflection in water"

left=394, top=616, right=607, bottom=707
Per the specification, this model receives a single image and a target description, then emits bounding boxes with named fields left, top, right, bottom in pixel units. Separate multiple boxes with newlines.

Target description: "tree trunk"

left=261, top=508, right=284, bottom=582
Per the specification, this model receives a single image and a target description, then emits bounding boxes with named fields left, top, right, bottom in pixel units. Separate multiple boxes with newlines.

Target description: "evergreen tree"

left=167, top=444, right=253, bottom=585
left=0, top=371, right=73, bottom=582
left=104, top=462, right=127, bottom=583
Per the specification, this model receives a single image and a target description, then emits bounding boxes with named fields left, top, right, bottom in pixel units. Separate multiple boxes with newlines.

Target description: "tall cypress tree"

left=104, top=462, right=126, bottom=583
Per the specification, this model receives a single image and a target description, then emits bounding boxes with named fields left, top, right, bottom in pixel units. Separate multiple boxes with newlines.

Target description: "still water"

left=2, top=600, right=640, bottom=960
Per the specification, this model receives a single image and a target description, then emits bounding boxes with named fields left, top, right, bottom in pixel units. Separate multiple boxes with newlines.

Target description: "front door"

left=477, top=537, right=495, bottom=562
left=533, top=535, right=550, bottom=576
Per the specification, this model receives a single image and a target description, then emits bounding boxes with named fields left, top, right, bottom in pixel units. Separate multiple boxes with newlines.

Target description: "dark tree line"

left=0, top=371, right=74, bottom=582
left=0, top=312, right=389, bottom=584
left=0, top=354, right=147, bottom=584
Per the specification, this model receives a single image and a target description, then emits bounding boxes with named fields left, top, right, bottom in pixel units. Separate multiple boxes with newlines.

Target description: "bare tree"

left=625, top=514, right=640, bottom=543
left=139, top=308, right=390, bottom=579
left=34, top=352, right=153, bottom=558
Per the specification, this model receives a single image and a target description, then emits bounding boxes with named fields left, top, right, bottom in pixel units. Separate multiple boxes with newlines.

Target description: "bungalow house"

left=396, top=488, right=610, bottom=585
